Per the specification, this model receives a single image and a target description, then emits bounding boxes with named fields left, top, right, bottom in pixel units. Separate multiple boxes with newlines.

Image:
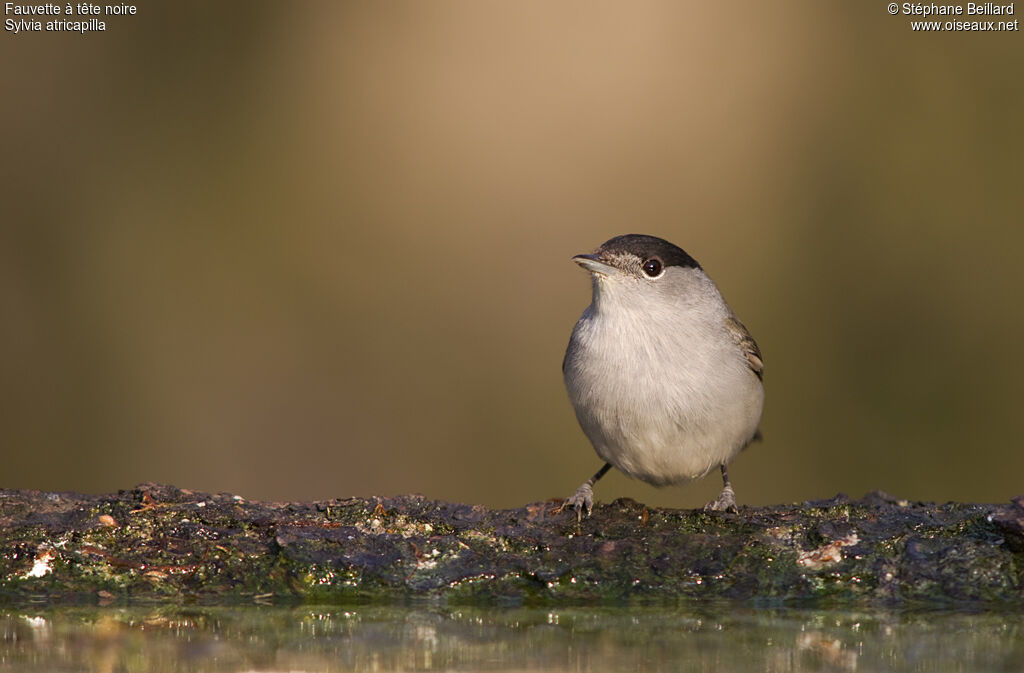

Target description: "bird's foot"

left=554, top=482, right=595, bottom=521
left=704, top=484, right=737, bottom=513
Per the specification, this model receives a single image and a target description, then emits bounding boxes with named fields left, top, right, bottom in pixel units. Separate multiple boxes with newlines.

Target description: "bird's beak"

left=573, top=254, right=617, bottom=276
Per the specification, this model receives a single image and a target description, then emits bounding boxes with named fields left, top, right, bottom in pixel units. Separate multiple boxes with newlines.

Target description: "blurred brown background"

left=1, top=1, right=1021, bottom=508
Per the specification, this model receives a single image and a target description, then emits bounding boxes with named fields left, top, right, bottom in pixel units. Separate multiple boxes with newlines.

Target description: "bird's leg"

left=704, top=463, right=737, bottom=512
left=555, top=463, right=612, bottom=521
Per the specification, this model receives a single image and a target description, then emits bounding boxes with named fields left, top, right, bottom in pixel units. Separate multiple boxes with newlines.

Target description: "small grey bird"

left=560, top=234, right=764, bottom=519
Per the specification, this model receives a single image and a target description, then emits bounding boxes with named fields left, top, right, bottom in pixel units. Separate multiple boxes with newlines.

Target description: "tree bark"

left=1, top=484, right=1021, bottom=605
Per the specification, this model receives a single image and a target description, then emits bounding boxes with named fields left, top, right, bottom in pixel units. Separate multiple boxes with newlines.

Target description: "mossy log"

left=1, top=484, right=1021, bottom=606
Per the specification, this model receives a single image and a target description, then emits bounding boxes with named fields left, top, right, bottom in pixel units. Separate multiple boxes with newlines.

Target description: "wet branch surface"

left=1, top=483, right=1021, bottom=606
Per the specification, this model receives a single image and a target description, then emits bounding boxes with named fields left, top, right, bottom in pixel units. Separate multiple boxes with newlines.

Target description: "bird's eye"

left=642, top=258, right=663, bottom=277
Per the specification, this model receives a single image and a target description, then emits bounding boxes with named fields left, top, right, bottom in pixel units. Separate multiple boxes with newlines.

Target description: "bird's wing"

left=725, top=315, right=763, bottom=381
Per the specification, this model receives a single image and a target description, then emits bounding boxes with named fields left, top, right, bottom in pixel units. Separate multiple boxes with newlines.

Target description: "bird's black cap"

left=595, top=234, right=701, bottom=270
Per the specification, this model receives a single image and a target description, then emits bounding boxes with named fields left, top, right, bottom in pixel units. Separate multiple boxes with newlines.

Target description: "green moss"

left=0, top=486, right=1020, bottom=607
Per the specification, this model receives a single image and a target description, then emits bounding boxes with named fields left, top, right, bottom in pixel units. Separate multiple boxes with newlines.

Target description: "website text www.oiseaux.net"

left=890, top=2, right=1019, bottom=31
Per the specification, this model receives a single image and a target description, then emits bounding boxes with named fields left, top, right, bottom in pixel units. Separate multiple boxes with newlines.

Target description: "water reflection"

left=0, top=604, right=1020, bottom=672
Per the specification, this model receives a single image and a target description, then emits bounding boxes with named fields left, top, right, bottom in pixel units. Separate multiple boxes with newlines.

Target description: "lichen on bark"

left=1, top=484, right=1021, bottom=605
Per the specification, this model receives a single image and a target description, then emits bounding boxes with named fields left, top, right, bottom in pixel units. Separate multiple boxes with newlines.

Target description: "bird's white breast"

left=563, top=272, right=763, bottom=486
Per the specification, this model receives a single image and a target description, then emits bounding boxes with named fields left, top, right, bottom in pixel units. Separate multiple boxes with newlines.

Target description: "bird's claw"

left=704, top=485, right=737, bottom=513
left=556, top=482, right=595, bottom=521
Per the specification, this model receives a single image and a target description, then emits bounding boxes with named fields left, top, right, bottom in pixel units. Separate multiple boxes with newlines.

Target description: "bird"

left=559, top=234, right=764, bottom=519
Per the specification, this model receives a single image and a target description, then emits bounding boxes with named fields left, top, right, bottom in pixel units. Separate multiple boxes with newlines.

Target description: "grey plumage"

left=560, top=234, right=764, bottom=518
